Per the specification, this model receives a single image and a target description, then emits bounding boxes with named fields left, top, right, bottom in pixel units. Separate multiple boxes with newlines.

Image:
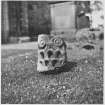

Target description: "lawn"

left=1, top=43, right=103, bottom=104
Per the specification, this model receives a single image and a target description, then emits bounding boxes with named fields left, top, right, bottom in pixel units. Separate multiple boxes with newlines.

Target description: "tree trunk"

left=21, top=1, right=29, bottom=36
left=2, top=1, right=9, bottom=43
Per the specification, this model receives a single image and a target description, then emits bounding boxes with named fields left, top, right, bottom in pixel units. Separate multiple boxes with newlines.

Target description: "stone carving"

left=37, top=34, right=67, bottom=72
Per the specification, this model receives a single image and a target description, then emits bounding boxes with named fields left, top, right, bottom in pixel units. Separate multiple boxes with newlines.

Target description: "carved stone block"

left=37, top=34, right=67, bottom=72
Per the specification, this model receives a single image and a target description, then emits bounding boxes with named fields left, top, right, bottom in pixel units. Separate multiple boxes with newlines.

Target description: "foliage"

left=28, top=1, right=51, bottom=39
left=2, top=1, right=51, bottom=43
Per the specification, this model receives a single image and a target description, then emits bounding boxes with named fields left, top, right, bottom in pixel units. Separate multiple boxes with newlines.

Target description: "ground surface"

left=1, top=40, right=103, bottom=104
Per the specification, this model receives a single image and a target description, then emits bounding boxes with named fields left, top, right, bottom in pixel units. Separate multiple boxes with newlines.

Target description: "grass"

left=1, top=43, right=103, bottom=104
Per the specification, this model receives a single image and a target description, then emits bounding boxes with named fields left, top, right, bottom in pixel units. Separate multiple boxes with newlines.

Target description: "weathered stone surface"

left=37, top=34, right=67, bottom=72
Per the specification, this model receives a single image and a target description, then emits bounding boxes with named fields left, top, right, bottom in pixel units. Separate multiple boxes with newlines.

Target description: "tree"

left=1, top=1, right=9, bottom=44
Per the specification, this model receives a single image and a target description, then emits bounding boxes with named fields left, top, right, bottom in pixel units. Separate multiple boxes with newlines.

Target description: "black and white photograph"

left=1, top=0, right=104, bottom=104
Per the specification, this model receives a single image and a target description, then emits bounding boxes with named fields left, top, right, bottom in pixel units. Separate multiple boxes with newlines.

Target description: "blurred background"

left=1, top=1, right=104, bottom=44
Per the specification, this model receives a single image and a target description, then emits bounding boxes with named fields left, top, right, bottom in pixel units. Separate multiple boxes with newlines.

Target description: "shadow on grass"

left=40, top=61, right=77, bottom=75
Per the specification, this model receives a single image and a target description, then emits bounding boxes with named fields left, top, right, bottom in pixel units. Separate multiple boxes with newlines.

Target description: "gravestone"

left=50, top=2, right=76, bottom=38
